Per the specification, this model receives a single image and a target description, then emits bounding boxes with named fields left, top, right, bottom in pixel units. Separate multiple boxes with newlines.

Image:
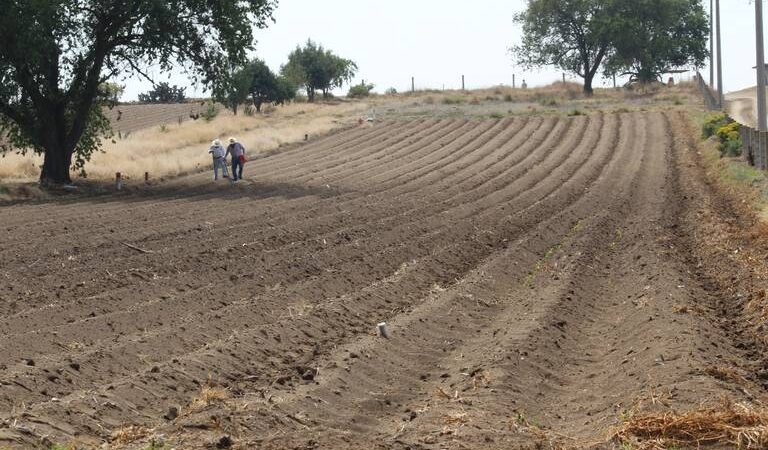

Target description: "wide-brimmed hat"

left=212, top=139, right=221, bottom=146
left=229, top=137, right=237, bottom=143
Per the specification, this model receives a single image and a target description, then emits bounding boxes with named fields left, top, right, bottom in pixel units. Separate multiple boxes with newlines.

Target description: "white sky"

left=121, top=0, right=762, bottom=101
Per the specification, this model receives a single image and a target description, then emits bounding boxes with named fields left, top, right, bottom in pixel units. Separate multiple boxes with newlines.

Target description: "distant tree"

left=138, top=82, right=187, bottom=104
left=98, top=82, right=124, bottom=104
left=0, top=1, right=276, bottom=184
left=217, top=59, right=297, bottom=113
left=272, top=76, right=298, bottom=106
left=282, top=40, right=357, bottom=102
left=512, top=0, right=615, bottom=96
left=213, top=66, right=254, bottom=115
left=248, top=59, right=278, bottom=112
left=603, top=0, right=709, bottom=84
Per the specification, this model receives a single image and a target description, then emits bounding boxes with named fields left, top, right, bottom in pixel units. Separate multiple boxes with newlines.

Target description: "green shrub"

left=715, top=121, right=742, bottom=157
left=202, top=101, right=219, bottom=122
left=701, top=112, right=729, bottom=138
left=442, top=96, right=465, bottom=105
left=348, top=83, right=374, bottom=98
left=535, top=95, right=558, bottom=107
left=385, top=87, right=397, bottom=95
left=503, top=94, right=514, bottom=102
left=243, top=105, right=255, bottom=116
left=568, top=109, right=585, bottom=117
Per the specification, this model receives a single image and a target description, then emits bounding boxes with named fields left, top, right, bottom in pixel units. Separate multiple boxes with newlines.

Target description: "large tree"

left=513, top=0, right=615, bottom=96
left=603, top=0, right=708, bottom=84
left=0, top=1, right=277, bottom=185
left=282, top=40, right=357, bottom=102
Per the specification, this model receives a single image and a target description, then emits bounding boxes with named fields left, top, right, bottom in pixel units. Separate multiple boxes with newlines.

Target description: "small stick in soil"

left=120, top=241, right=153, bottom=254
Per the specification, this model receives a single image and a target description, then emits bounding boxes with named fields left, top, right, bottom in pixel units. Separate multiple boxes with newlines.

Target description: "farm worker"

left=208, top=139, right=229, bottom=181
left=226, top=137, right=247, bottom=181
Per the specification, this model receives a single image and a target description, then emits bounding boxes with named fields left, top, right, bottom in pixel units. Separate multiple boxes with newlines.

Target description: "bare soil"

left=0, top=109, right=766, bottom=449
left=103, top=103, right=210, bottom=135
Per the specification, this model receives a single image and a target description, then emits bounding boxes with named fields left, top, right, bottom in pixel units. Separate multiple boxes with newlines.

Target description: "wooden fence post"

left=760, top=131, right=768, bottom=170
left=751, top=128, right=758, bottom=167
left=743, top=127, right=752, bottom=164
left=754, top=129, right=760, bottom=167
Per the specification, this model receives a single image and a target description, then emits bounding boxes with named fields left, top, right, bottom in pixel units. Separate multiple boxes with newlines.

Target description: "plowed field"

left=0, top=112, right=760, bottom=449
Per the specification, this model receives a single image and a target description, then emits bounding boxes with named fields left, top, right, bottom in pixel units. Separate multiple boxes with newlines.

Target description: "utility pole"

left=513, top=74, right=516, bottom=89
left=462, top=75, right=465, bottom=90
left=709, top=0, right=714, bottom=89
left=411, top=77, right=415, bottom=93
left=757, top=0, right=767, bottom=131
left=716, top=0, right=723, bottom=109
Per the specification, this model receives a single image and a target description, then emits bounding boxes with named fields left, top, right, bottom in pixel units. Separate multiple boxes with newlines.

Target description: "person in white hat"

left=226, top=137, right=247, bottom=181
left=208, top=139, right=229, bottom=181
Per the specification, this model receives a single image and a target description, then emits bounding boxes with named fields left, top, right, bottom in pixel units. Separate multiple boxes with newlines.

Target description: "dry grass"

left=189, top=382, right=230, bottom=411
left=614, top=401, right=768, bottom=449
left=0, top=101, right=370, bottom=183
left=110, top=425, right=151, bottom=446
left=706, top=366, right=749, bottom=385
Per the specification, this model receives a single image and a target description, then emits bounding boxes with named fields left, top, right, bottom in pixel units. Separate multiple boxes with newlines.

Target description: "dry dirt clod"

left=216, top=435, right=233, bottom=449
left=163, top=406, right=179, bottom=421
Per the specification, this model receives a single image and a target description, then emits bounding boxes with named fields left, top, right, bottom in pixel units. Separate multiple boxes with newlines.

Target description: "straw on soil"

left=614, top=401, right=768, bottom=449
left=110, top=425, right=151, bottom=446
left=189, top=382, right=230, bottom=411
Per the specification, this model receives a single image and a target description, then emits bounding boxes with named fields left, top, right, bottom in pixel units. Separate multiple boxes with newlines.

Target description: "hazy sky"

left=122, top=0, right=762, bottom=100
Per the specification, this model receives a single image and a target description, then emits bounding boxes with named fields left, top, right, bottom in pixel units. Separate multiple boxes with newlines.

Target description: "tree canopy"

left=282, top=40, right=357, bottom=102
left=0, top=0, right=277, bottom=184
left=604, top=0, right=708, bottom=84
left=513, top=0, right=614, bottom=95
left=512, top=0, right=709, bottom=94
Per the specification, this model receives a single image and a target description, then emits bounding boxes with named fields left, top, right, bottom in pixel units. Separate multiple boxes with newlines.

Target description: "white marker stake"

left=377, top=322, right=389, bottom=338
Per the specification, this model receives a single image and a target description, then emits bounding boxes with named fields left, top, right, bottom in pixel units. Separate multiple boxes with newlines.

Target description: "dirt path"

left=0, top=112, right=763, bottom=449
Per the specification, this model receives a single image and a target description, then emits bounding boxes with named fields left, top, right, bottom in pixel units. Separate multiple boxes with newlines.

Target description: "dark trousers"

left=232, top=158, right=243, bottom=180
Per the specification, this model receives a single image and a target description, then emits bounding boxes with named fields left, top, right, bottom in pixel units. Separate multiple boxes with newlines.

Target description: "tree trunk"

left=39, top=111, right=73, bottom=185
left=583, top=73, right=595, bottom=97
left=40, top=141, right=73, bottom=185
left=307, top=87, right=315, bottom=103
